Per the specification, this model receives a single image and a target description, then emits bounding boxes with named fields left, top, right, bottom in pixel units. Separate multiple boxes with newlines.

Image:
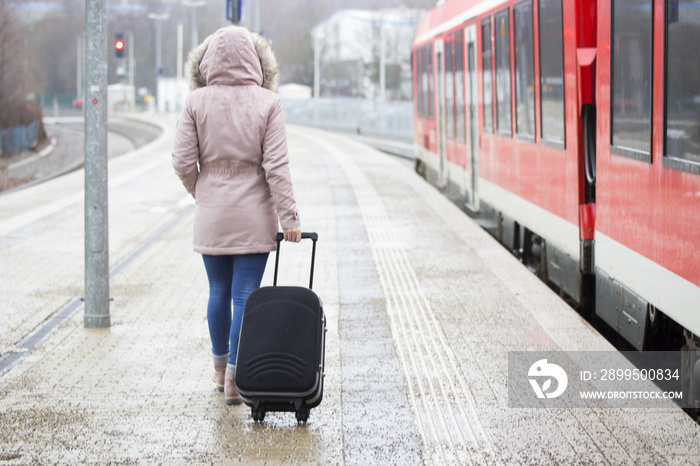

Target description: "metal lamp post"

left=84, top=0, right=109, bottom=328
left=182, top=0, right=206, bottom=50
left=147, top=12, right=169, bottom=76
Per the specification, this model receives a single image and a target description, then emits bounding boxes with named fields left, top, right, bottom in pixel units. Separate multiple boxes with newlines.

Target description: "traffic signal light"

left=115, top=33, right=125, bottom=59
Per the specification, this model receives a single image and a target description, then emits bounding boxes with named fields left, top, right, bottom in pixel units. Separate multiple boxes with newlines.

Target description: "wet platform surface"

left=1, top=114, right=699, bottom=464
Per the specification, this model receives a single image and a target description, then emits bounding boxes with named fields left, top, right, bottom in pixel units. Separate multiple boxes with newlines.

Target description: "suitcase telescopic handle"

left=274, top=232, right=318, bottom=289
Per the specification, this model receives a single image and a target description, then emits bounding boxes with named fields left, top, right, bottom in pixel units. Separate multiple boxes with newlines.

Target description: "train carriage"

left=412, top=0, right=700, bottom=365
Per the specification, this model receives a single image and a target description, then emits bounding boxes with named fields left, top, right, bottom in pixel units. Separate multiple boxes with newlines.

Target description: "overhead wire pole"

left=84, top=0, right=110, bottom=328
left=128, top=31, right=134, bottom=88
left=182, top=1, right=206, bottom=49
left=76, top=34, right=82, bottom=101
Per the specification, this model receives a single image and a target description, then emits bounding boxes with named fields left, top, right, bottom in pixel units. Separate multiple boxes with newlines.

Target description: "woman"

left=172, top=26, right=301, bottom=405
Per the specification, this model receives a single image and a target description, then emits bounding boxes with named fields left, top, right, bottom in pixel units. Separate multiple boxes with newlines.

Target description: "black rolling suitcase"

left=235, top=232, right=326, bottom=423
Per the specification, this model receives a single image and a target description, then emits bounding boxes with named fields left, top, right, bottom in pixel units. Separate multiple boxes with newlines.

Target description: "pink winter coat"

left=172, top=26, right=300, bottom=255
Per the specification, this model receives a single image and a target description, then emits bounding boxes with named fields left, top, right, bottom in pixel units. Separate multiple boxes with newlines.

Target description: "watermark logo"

left=510, top=351, right=686, bottom=408
left=528, top=359, right=568, bottom=399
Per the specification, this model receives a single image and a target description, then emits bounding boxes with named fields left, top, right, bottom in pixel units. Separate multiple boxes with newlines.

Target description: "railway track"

left=1, top=116, right=161, bottom=194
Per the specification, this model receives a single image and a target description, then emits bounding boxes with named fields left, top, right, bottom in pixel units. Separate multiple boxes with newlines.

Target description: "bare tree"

left=30, top=15, right=82, bottom=96
left=258, top=0, right=334, bottom=86
left=0, top=0, right=44, bottom=133
left=0, top=0, right=46, bottom=152
left=259, top=0, right=436, bottom=87
left=0, top=0, right=26, bottom=127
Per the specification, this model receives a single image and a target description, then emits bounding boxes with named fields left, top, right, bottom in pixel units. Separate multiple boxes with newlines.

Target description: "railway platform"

left=0, top=114, right=699, bottom=464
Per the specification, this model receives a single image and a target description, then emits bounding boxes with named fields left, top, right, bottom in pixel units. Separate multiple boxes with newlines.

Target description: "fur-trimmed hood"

left=186, top=26, right=279, bottom=93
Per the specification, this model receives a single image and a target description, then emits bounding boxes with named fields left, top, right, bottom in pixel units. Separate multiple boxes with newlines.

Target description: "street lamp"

left=147, top=12, right=170, bottom=75
left=312, top=28, right=325, bottom=100
left=182, top=0, right=206, bottom=50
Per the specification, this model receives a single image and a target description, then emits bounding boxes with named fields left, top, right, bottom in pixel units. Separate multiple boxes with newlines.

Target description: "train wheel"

left=415, top=159, right=427, bottom=178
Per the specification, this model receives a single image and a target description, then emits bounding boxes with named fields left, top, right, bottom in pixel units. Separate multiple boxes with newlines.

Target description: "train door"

left=434, top=39, right=447, bottom=186
left=465, top=25, right=479, bottom=212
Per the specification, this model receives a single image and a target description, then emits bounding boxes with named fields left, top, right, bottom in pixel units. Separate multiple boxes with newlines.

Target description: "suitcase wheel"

left=252, top=408, right=266, bottom=422
left=295, top=409, right=309, bottom=423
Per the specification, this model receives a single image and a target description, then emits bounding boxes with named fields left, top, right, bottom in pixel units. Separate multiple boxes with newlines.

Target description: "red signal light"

left=115, top=33, right=125, bottom=58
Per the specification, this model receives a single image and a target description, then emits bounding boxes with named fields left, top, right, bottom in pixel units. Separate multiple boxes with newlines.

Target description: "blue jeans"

left=202, top=253, right=269, bottom=366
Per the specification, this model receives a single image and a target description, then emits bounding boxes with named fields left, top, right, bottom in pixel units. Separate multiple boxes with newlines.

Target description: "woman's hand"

left=283, top=227, right=302, bottom=242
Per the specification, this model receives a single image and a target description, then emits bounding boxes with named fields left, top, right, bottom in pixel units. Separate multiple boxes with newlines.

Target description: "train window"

left=455, top=29, right=466, bottom=143
left=482, top=18, right=494, bottom=133
left=495, top=9, right=512, bottom=136
left=421, top=45, right=432, bottom=119
left=611, top=0, right=653, bottom=162
left=538, top=0, right=565, bottom=146
left=446, top=36, right=455, bottom=139
left=411, top=49, right=421, bottom=116
left=664, top=0, right=700, bottom=174
left=419, top=46, right=423, bottom=118
left=514, top=1, right=535, bottom=140
left=415, top=49, right=422, bottom=118
left=425, top=44, right=435, bottom=119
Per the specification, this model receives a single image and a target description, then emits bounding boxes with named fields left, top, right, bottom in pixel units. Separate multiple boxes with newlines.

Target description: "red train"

left=412, top=0, right=700, bottom=359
